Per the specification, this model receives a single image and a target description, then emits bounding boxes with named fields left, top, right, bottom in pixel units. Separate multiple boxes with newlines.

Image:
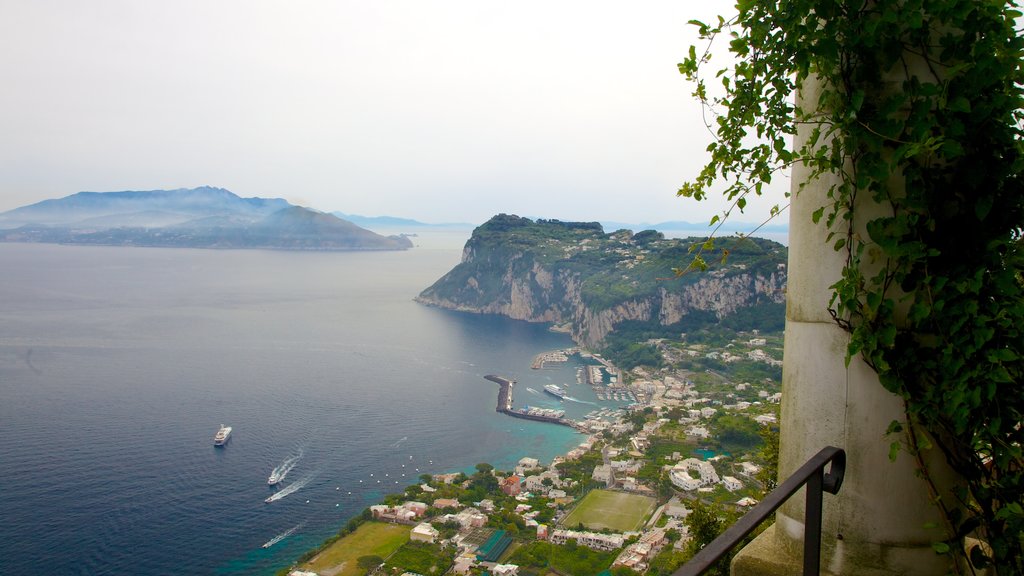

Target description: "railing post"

left=804, top=468, right=824, bottom=576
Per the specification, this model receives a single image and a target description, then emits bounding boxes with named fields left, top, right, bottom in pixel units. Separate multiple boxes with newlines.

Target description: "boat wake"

left=390, top=436, right=408, bottom=448
left=265, top=475, right=314, bottom=503
left=525, top=387, right=540, bottom=395
left=262, top=523, right=303, bottom=548
left=563, top=396, right=597, bottom=406
left=268, top=450, right=303, bottom=485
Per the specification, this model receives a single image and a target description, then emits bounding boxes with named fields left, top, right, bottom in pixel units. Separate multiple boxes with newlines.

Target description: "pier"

left=484, top=375, right=576, bottom=429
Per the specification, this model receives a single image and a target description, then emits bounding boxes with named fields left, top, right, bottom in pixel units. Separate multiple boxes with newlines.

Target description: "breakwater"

left=485, top=375, right=575, bottom=428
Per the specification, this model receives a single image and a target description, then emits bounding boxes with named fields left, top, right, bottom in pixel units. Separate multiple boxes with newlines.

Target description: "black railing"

left=673, top=446, right=846, bottom=576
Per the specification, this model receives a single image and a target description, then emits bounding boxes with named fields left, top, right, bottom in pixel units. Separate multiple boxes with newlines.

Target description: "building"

left=433, top=498, right=460, bottom=509
left=491, top=564, right=519, bottom=576
left=591, top=464, right=613, bottom=486
left=500, top=475, right=521, bottom=496
left=669, top=459, right=720, bottom=491
left=476, top=530, right=513, bottom=562
left=410, top=522, right=439, bottom=543
left=550, top=529, right=625, bottom=552
left=452, top=552, right=477, bottom=574
left=722, top=476, right=743, bottom=492
left=612, top=529, right=668, bottom=573
left=370, top=502, right=424, bottom=523
left=516, top=457, right=540, bottom=473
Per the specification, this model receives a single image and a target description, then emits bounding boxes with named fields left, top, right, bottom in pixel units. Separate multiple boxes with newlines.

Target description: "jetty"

left=484, top=375, right=575, bottom=429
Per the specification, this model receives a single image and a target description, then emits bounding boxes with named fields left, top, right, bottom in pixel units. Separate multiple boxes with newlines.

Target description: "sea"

left=0, top=235, right=629, bottom=575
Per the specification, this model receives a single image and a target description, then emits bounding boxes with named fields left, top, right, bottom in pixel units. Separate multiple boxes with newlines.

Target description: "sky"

left=0, top=0, right=790, bottom=226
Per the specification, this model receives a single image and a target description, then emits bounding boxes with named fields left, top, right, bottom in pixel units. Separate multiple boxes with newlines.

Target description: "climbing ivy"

left=678, top=1, right=1024, bottom=573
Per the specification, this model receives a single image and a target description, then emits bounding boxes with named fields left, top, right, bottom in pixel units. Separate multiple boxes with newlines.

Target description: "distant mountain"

left=330, top=212, right=475, bottom=230
left=0, top=187, right=412, bottom=251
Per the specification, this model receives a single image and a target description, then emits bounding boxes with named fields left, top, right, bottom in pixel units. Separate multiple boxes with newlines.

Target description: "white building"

left=687, top=426, right=711, bottom=439
left=550, top=529, right=625, bottom=551
left=669, top=459, right=720, bottom=491
left=492, top=564, right=519, bottom=576
left=722, top=476, right=743, bottom=492
left=592, top=464, right=613, bottom=485
left=410, top=522, right=439, bottom=543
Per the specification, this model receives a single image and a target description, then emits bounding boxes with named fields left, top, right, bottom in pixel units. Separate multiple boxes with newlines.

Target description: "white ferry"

left=213, top=425, right=232, bottom=446
left=543, top=384, right=567, bottom=399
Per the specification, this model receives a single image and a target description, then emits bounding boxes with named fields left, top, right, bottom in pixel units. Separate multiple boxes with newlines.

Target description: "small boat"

left=214, top=425, right=232, bottom=446
left=268, top=470, right=284, bottom=485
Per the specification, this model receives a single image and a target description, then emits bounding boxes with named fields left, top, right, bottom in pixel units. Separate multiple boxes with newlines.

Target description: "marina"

left=485, top=375, right=575, bottom=428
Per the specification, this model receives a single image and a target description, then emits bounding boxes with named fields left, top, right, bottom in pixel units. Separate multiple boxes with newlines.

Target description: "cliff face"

left=416, top=214, right=787, bottom=348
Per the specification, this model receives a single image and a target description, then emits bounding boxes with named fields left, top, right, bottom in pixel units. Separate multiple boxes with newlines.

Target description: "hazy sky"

left=1, top=1, right=789, bottom=225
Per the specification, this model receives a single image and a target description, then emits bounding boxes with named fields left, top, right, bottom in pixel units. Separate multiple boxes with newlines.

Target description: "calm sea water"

left=0, top=239, right=616, bottom=575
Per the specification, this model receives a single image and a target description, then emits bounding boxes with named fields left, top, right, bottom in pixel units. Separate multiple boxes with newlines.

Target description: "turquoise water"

left=0, top=241, right=610, bottom=575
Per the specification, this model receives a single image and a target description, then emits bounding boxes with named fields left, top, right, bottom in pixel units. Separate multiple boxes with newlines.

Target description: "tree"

left=756, top=425, right=779, bottom=493
left=679, top=1, right=1024, bottom=572
left=684, top=499, right=732, bottom=576
left=357, top=555, right=384, bottom=574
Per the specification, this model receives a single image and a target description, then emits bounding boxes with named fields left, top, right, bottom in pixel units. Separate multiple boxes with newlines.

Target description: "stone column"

left=730, top=75, right=959, bottom=575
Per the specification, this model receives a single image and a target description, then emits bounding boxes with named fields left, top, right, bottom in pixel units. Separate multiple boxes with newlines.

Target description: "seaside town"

left=283, top=330, right=782, bottom=576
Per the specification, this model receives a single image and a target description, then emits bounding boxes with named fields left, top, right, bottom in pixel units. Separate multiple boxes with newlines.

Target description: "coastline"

left=280, top=350, right=614, bottom=575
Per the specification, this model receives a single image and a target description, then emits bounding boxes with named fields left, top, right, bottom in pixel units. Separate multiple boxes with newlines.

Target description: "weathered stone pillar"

left=730, top=75, right=959, bottom=575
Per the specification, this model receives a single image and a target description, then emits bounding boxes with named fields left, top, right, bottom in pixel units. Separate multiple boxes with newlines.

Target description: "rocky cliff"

left=417, top=214, right=787, bottom=348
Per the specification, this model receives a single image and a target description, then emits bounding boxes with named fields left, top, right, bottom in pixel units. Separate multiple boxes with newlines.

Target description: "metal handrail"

left=673, top=446, right=846, bottom=576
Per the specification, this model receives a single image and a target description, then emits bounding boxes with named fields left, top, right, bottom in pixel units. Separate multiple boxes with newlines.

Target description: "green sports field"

left=559, top=489, right=657, bottom=532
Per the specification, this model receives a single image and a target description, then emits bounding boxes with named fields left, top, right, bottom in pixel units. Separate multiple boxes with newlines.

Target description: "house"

left=452, top=552, right=477, bottom=574
left=433, top=498, right=460, bottom=509
left=754, top=414, right=778, bottom=425
left=410, top=522, right=439, bottom=543
left=476, top=499, right=496, bottom=512
left=592, top=464, right=613, bottom=486
left=669, top=459, right=720, bottom=491
left=500, top=475, right=521, bottom=496
left=610, top=459, right=643, bottom=475
left=722, top=476, right=743, bottom=492
left=664, top=499, right=690, bottom=519
left=536, top=524, right=549, bottom=540
left=738, top=462, right=761, bottom=476
left=454, top=507, right=487, bottom=528
left=492, top=564, right=519, bottom=576
left=517, top=457, right=540, bottom=472
left=433, top=473, right=461, bottom=484
left=612, top=529, right=668, bottom=573
left=737, top=497, right=759, bottom=507
left=686, top=426, right=711, bottom=439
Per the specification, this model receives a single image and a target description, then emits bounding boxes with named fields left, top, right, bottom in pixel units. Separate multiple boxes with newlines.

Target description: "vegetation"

left=680, top=0, right=1024, bottom=572
left=384, top=541, right=455, bottom=575
left=505, top=540, right=617, bottom=576
left=296, top=521, right=411, bottom=576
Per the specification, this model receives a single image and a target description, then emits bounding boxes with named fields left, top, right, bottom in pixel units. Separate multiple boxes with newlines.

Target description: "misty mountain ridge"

left=0, top=187, right=412, bottom=251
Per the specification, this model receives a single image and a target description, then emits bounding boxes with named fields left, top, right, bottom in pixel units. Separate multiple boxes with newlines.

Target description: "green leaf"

left=931, top=541, right=951, bottom=555
left=888, top=441, right=901, bottom=462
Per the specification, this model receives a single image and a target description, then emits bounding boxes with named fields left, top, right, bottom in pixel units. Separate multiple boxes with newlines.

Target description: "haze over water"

left=0, top=237, right=604, bottom=575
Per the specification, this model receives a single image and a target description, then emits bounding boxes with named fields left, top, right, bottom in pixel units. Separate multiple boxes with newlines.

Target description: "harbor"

left=485, top=374, right=577, bottom=429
